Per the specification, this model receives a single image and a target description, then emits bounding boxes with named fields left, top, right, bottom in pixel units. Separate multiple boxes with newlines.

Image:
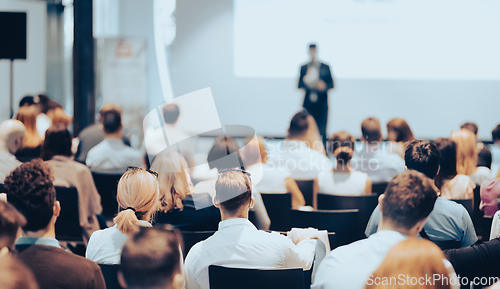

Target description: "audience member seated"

left=49, top=107, right=73, bottom=129
left=0, top=201, right=26, bottom=254
left=0, top=254, right=39, bottom=289
left=119, top=227, right=184, bottom=289
left=86, top=107, right=144, bottom=173
left=316, top=131, right=371, bottom=196
left=152, top=151, right=221, bottom=230
left=480, top=177, right=500, bottom=217
left=194, top=136, right=270, bottom=230
left=385, top=118, right=415, bottom=158
left=267, top=110, right=332, bottom=180
left=434, top=138, right=475, bottom=200
left=86, top=167, right=159, bottom=264
left=461, top=122, right=492, bottom=168
left=312, top=170, right=438, bottom=289
left=365, top=140, right=477, bottom=248
left=42, top=124, right=102, bottom=240
left=0, top=120, right=25, bottom=183
left=4, top=160, right=106, bottom=289
left=242, top=137, right=305, bottom=208
left=15, top=106, right=42, bottom=162
left=489, top=125, right=500, bottom=178
left=19, top=95, right=52, bottom=138
left=451, top=129, right=491, bottom=185
left=365, top=238, right=456, bottom=289
left=74, top=104, right=131, bottom=164
left=185, top=170, right=317, bottom=289
left=351, top=117, right=405, bottom=184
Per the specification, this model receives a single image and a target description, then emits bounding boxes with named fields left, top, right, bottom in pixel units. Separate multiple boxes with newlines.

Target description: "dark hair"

left=361, top=117, right=382, bottom=143
left=19, top=96, right=36, bottom=107
left=288, top=111, right=310, bottom=138
left=492, top=125, right=500, bottom=142
left=99, top=109, right=122, bottom=134
left=162, top=104, right=180, bottom=125
left=461, top=122, right=478, bottom=136
left=120, top=226, right=182, bottom=289
left=404, top=140, right=440, bottom=179
left=433, top=138, right=458, bottom=189
left=387, top=118, right=415, bottom=143
left=41, top=124, right=72, bottom=160
left=477, top=146, right=492, bottom=169
left=207, top=136, right=244, bottom=171
left=0, top=255, right=39, bottom=289
left=215, top=170, right=252, bottom=213
left=4, top=160, right=56, bottom=232
left=0, top=202, right=26, bottom=249
left=309, top=44, right=317, bottom=49
left=382, top=170, right=437, bottom=230
left=329, top=131, right=355, bottom=163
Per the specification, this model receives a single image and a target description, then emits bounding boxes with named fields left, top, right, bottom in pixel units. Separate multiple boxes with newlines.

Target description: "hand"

left=316, top=80, right=327, bottom=92
left=294, top=233, right=312, bottom=245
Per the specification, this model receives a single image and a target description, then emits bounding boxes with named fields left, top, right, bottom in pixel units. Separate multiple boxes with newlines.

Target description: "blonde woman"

left=85, top=167, right=159, bottom=264
left=15, top=106, right=43, bottom=161
left=451, top=129, right=491, bottom=185
left=151, top=151, right=221, bottom=231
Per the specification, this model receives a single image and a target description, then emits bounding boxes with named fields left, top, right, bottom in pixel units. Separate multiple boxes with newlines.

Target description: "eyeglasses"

left=217, top=168, right=252, bottom=181
left=126, top=166, right=159, bottom=178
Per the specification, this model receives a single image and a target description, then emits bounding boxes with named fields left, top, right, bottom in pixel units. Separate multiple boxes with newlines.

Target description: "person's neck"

left=23, top=225, right=56, bottom=240
left=377, top=218, right=413, bottom=237
left=220, top=210, right=249, bottom=222
left=105, top=132, right=122, bottom=140
left=0, top=142, right=11, bottom=154
left=495, top=140, right=500, bottom=146
left=334, top=163, right=351, bottom=173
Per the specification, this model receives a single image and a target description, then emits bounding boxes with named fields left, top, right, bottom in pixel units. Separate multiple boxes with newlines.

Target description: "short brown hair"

left=382, top=170, right=437, bottom=230
left=215, top=170, right=252, bottom=213
left=361, top=117, right=382, bottom=143
left=0, top=202, right=26, bottom=249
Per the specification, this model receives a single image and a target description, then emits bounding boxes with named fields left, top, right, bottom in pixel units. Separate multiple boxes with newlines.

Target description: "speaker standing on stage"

left=298, top=44, right=334, bottom=144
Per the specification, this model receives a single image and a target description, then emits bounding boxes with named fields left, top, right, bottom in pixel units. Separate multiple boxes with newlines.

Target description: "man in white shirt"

left=0, top=120, right=25, bottom=183
left=351, top=117, right=405, bottom=183
left=185, top=169, right=317, bottom=289
left=312, top=170, right=438, bottom=289
left=268, top=111, right=332, bottom=180
left=86, top=108, right=144, bottom=174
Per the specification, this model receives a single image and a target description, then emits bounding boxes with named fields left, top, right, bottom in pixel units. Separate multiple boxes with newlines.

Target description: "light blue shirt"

left=365, top=197, right=477, bottom=247
left=86, top=138, right=144, bottom=174
left=351, top=144, right=405, bottom=184
left=489, top=144, right=500, bottom=177
left=311, top=230, right=407, bottom=289
left=16, top=237, right=61, bottom=248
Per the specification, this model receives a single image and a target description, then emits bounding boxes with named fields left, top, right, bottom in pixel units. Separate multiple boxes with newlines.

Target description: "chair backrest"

left=451, top=199, right=473, bottom=217
left=99, top=264, right=123, bottom=289
left=290, top=209, right=360, bottom=247
left=295, top=180, right=314, bottom=206
left=209, top=265, right=304, bottom=289
left=55, top=186, right=83, bottom=242
left=371, top=182, right=388, bottom=195
left=316, top=194, right=378, bottom=238
left=0, top=183, right=4, bottom=193
left=92, top=173, right=122, bottom=219
left=482, top=215, right=493, bottom=241
left=260, top=193, right=292, bottom=231
left=181, top=231, right=215, bottom=259
left=472, top=185, right=484, bottom=236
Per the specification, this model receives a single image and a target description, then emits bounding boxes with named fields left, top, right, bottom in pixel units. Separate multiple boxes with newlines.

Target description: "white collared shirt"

left=268, top=140, right=332, bottom=180
left=0, top=149, right=20, bottom=183
left=184, top=218, right=316, bottom=289
left=86, top=138, right=144, bottom=174
left=85, top=220, right=152, bottom=264
left=351, top=144, right=405, bottom=184
left=312, top=230, right=407, bottom=289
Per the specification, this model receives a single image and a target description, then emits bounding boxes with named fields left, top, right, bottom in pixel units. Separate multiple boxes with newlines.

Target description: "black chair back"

left=181, top=231, right=215, bottom=259
left=371, top=182, right=388, bottom=195
left=295, top=180, right=314, bottom=206
left=209, top=265, right=304, bottom=289
left=483, top=215, right=493, bottom=241
left=92, top=173, right=122, bottom=219
left=472, top=185, right=484, bottom=237
left=55, top=187, right=83, bottom=242
left=99, top=264, right=123, bottom=289
left=451, top=199, right=473, bottom=217
left=317, top=194, right=378, bottom=238
left=290, top=209, right=359, bottom=247
left=0, top=183, right=4, bottom=193
left=261, top=193, right=292, bottom=231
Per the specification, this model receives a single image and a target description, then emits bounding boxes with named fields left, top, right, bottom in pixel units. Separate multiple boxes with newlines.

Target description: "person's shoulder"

left=434, top=197, right=468, bottom=217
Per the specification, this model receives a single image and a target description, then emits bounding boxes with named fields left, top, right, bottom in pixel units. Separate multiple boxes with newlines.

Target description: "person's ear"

left=249, top=197, right=255, bottom=209
left=413, top=217, right=428, bottom=236
left=99, top=123, right=104, bottom=131
left=117, top=271, right=128, bottom=288
left=53, top=201, right=61, bottom=218
left=212, top=196, right=220, bottom=208
left=378, top=194, right=385, bottom=212
left=171, top=272, right=184, bottom=289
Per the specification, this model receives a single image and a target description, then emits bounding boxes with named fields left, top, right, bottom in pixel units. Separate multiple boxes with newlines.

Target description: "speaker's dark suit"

left=298, top=62, right=334, bottom=142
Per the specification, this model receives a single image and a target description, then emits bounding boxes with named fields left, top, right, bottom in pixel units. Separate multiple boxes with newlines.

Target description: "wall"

left=170, top=0, right=500, bottom=140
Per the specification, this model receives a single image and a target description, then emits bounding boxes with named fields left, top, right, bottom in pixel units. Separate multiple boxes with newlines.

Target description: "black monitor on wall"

left=0, top=12, right=27, bottom=60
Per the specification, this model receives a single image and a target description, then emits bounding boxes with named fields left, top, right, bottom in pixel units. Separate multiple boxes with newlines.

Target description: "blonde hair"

left=450, top=129, right=477, bottom=176
left=49, top=107, right=72, bottom=128
left=366, top=238, right=451, bottom=289
left=150, top=152, right=191, bottom=212
left=242, top=137, right=267, bottom=166
left=16, top=106, right=42, bottom=148
left=114, top=168, right=160, bottom=235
